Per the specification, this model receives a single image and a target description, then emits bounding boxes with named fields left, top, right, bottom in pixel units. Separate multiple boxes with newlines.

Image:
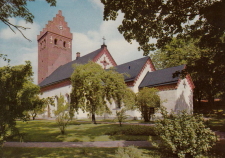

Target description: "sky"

left=0, top=0, right=146, bottom=84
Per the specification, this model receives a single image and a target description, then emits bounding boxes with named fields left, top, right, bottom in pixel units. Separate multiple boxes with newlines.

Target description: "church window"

left=63, top=41, right=66, bottom=48
left=54, top=39, right=58, bottom=45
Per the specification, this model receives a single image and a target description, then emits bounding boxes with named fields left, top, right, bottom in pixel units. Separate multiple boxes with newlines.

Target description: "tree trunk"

left=143, top=106, right=150, bottom=122
left=92, top=113, right=97, bottom=124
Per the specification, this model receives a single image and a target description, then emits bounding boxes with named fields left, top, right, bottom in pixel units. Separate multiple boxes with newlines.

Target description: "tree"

left=0, top=0, right=56, bottom=41
left=70, top=62, right=135, bottom=124
left=150, top=38, right=201, bottom=70
left=101, top=0, right=225, bottom=56
left=150, top=37, right=225, bottom=110
left=136, top=87, right=160, bottom=122
left=0, top=60, right=43, bottom=145
left=116, top=108, right=128, bottom=127
left=54, top=94, right=71, bottom=135
left=154, top=107, right=217, bottom=158
left=27, top=96, right=54, bottom=120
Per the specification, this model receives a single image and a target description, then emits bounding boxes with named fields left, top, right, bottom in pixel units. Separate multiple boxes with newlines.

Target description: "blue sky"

left=0, top=0, right=144, bottom=84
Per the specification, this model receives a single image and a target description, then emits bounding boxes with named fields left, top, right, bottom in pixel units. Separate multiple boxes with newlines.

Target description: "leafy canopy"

left=154, top=107, right=217, bottom=158
left=136, top=87, right=160, bottom=122
left=0, top=60, right=44, bottom=145
left=70, top=61, right=135, bottom=123
left=101, top=0, right=225, bottom=56
left=0, top=0, right=56, bottom=41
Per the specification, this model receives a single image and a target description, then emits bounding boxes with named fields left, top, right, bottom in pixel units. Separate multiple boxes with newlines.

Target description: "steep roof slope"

left=39, top=48, right=102, bottom=87
left=139, top=65, right=185, bottom=88
left=114, top=56, right=150, bottom=82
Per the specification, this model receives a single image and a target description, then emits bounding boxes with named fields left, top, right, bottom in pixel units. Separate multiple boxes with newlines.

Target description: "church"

left=38, top=11, right=195, bottom=119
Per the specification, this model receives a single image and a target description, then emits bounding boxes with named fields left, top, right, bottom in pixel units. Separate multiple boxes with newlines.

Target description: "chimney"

left=76, top=52, right=80, bottom=59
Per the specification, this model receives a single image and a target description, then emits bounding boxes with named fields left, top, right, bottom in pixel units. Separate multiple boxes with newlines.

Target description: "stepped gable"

left=37, top=10, right=72, bottom=40
left=139, top=65, right=185, bottom=88
left=39, top=48, right=102, bottom=88
left=114, top=56, right=150, bottom=82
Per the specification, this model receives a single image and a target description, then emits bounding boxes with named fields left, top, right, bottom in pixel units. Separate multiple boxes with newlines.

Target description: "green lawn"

left=1, top=147, right=170, bottom=158
left=8, top=120, right=154, bottom=142
left=207, top=118, right=225, bottom=132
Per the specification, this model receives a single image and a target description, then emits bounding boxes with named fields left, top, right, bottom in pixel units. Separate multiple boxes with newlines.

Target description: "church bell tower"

left=37, top=10, right=73, bottom=84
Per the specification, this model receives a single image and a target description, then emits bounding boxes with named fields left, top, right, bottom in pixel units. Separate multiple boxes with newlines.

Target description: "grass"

left=8, top=120, right=155, bottom=142
left=2, top=142, right=225, bottom=158
left=1, top=147, right=174, bottom=158
left=207, top=117, right=225, bottom=132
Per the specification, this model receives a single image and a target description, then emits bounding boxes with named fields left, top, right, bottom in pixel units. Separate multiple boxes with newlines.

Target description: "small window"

left=63, top=41, right=66, bottom=48
left=54, top=39, right=58, bottom=45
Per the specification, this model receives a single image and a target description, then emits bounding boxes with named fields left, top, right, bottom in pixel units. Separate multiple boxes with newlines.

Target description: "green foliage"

left=115, top=146, right=143, bottom=158
left=150, top=38, right=201, bottom=70
left=54, top=94, right=71, bottom=135
left=116, top=109, right=128, bottom=126
left=0, top=0, right=56, bottom=41
left=0, top=61, right=42, bottom=145
left=70, top=61, right=135, bottom=124
left=101, top=0, right=225, bottom=56
left=28, top=97, right=54, bottom=120
left=136, top=88, right=160, bottom=122
left=105, top=125, right=156, bottom=136
left=154, top=107, right=217, bottom=158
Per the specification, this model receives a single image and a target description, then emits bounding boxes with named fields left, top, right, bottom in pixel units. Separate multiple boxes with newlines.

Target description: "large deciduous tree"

left=101, top=0, right=225, bottom=56
left=0, top=0, right=56, bottom=41
left=70, top=62, right=135, bottom=124
left=151, top=37, right=225, bottom=110
left=0, top=60, right=44, bottom=145
left=136, top=87, right=160, bottom=122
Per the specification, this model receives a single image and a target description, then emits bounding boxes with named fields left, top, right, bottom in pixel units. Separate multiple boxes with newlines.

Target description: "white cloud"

left=0, top=18, right=40, bottom=41
left=72, top=12, right=144, bottom=65
left=89, top=0, right=104, bottom=10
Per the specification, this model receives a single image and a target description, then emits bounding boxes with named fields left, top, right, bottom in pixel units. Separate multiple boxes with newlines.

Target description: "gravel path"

left=4, top=141, right=152, bottom=148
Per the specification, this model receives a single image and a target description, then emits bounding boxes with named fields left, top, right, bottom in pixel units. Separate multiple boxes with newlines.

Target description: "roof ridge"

left=116, top=56, right=149, bottom=67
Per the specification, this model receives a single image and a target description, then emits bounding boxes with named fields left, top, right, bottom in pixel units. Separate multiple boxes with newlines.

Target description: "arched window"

left=63, top=41, right=66, bottom=48
left=54, top=39, right=58, bottom=45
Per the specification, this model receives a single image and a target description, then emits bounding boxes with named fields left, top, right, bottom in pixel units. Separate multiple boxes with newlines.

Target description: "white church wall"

left=158, top=89, right=177, bottom=113
left=132, top=62, right=153, bottom=93
left=175, top=78, right=193, bottom=113
left=40, top=84, right=88, bottom=119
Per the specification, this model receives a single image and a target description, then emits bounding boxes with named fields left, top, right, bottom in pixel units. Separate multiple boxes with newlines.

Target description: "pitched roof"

left=114, top=56, right=150, bottom=82
left=139, top=65, right=185, bottom=88
left=39, top=48, right=102, bottom=87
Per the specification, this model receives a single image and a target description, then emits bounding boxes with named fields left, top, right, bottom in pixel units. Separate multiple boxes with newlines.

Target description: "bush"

left=154, top=107, right=217, bottom=158
left=54, top=95, right=72, bottom=135
left=116, top=109, right=128, bottom=126
left=106, top=125, right=156, bottom=136
left=115, top=146, right=143, bottom=158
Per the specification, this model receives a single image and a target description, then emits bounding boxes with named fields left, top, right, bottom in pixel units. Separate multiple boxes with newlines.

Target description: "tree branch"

left=1, top=18, right=32, bottom=42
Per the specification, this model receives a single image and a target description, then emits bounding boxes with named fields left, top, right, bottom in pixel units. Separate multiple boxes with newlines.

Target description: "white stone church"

left=38, top=11, right=194, bottom=119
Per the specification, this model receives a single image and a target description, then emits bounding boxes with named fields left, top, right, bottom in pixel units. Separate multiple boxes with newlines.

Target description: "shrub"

left=115, top=146, right=143, bottom=158
left=54, top=95, right=72, bottom=135
left=136, top=88, right=160, bottom=122
left=106, top=125, right=156, bottom=136
left=116, top=109, right=128, bottom=126
left=154, top=107, right=217, bottom=158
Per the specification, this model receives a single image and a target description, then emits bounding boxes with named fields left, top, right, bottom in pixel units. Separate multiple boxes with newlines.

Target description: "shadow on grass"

left=2, top=147, right=116, bottom=158
left=11, top=121, right=154, bottom=142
